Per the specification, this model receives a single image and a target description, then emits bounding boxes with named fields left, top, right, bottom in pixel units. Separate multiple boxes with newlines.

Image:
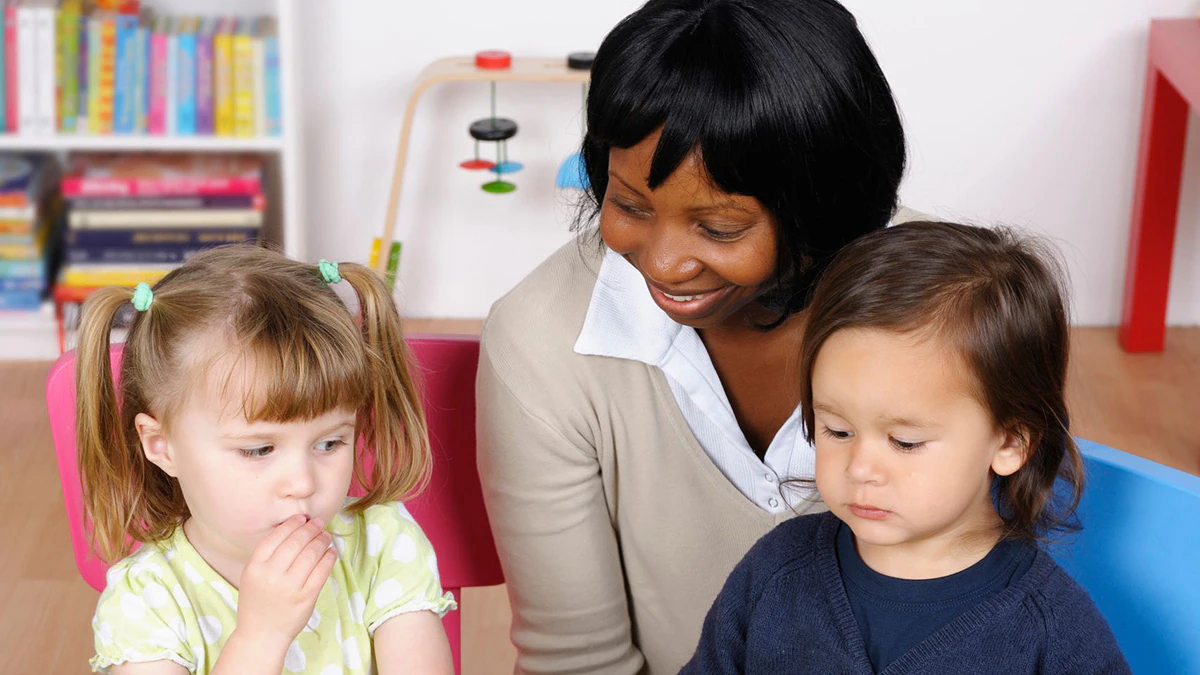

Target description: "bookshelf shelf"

left=0, top=0, right=302, bottom=361
left=0, top=134, right=285, bottom=152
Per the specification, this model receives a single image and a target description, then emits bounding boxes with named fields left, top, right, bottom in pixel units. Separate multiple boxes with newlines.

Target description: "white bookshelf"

left=0, top=0, right=303, bottom=361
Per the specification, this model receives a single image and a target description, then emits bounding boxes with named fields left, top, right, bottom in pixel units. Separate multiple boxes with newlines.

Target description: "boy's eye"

left=820, top=426, right=853, bottom=441
left=239, top=446, right=273, bottom=458
left=890, top=437, right=926, bottom=452
left=316, top=439, right=348, bottom=453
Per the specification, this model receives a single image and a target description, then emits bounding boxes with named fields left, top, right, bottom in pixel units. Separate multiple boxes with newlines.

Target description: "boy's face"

left=812, top=328, right=1026, bottom=578
left=135, top=359, right=356, bottom=572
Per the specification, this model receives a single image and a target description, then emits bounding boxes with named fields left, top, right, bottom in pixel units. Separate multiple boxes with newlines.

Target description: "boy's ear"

left=991, top=427, right=1031, bottom=477
left=134, top=413, right=179, bottom=477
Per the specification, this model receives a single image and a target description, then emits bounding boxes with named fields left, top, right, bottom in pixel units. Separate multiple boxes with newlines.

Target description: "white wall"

left=295, top=0, right=1200, bottom=326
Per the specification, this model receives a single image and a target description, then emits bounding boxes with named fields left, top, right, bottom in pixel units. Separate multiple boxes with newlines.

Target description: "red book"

left=61, top=153, right=263, bottom=197
left=5, top=3, right=17, bottom=132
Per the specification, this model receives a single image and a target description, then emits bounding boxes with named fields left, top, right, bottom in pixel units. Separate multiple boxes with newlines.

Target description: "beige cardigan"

left=476, top=241, right=828, bottom=674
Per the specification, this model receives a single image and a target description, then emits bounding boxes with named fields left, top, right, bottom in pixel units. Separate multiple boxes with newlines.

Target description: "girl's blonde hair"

left=75, top=244, right=430, bottom=562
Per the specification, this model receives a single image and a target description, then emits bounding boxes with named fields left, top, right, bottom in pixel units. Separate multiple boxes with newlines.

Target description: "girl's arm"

left=374, top=611, right=454, bottom=674
left=476, top=344, right=644, bottom=674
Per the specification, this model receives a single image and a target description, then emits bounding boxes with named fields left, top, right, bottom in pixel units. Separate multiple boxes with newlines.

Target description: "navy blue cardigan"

left=681, top=512, right=1130, bottom=674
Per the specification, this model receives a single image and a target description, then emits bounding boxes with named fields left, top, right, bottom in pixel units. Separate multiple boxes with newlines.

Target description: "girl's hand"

left=234, top=514, right=336, bottom=649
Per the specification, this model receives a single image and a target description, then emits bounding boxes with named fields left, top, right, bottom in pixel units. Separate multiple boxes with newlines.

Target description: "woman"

left=477, top=0, right=909, bottom=672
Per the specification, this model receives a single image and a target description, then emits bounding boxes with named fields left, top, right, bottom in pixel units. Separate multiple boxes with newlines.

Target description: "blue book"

left=0, top=290, right=43, bottom=310
left=264, top=32, right=281, bottom=136
left=177, top=18, right=197, bottom=135
left=0, top=259, right=43, bottom=277
left=66, top=226, right=258, bottom=248
left=77, top=14, right=88, bottom=129
left=113, top=14, right=138, bottom=134
left=0, top=276, right=43, bottom=292
left=133, top=21, right=148, bottom=133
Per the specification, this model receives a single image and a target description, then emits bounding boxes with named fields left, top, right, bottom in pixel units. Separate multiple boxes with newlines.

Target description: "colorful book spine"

left=213, top=18, right=233, bottom=136
left=0, top=259, right=42, bottom=276
left=86, top=14, right=99, bottom=132
left=62, top=264, right=172, bottom=286
left=67, top=226, right=259, bottom=247
left=76, top=11, right=88, bottom=131
left=58, top=3, right=81, bottom=132
left=0, top=290, right=43, bottom=309
left=68, top=194, right=262, bottom=210
left=132, top=16, right=148, bottom=133
left=194, top=18, right=212, bottom=134
left=0, top=276, right=43, bottom=292
left=232, top=18, right=254, bottom=137
left=96, top=14, right=116, bottom=134
left=264, top=32, right=280, bottom=136
left=32, top=5, right=55, bottom=136
left=16, top=6, right=35, bottom=133
left=4, top=4, right=17, bottom=132
left=111, top=13, right=135, bottom=133
left=164, top=17, right=176, bottom=135
left=177, top=18, right=197, bottom=135
left=0, top=9, right=6, bottom=131
left=147, top=19, right=166, bottom=134
left=69, top=208, right=262, bottom=228
left=251, top=26, right=264, bottom=137
left=62, top=175, right=263, bottom=198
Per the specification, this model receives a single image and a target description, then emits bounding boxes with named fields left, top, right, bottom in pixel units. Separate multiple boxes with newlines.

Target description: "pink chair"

left=45, top=335, right=503, bottom=673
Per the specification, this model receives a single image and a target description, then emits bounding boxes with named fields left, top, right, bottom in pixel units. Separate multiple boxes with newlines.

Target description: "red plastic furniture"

left=45, top=335, right=503, bottom=673
left=1121, top=19, right=1200, bottom=352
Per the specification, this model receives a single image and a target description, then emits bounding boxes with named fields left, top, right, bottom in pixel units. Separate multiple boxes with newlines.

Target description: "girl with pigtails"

left=75, top=245, right=455, bottom=675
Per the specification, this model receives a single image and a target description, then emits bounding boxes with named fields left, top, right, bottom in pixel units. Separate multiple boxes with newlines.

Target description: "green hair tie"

left=318, top=259, right=341, bottom=284
left=131, top=282, right=154, bottom=312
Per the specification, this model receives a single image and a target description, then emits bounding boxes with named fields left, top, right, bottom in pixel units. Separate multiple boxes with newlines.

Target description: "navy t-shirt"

left=836, top=521, right=1037, bottom=672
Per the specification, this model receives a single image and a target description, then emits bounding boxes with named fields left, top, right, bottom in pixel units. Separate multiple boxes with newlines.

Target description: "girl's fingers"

left=303, top=546, right=338, bottom=595
left=250, top=514, right=309, bottom=564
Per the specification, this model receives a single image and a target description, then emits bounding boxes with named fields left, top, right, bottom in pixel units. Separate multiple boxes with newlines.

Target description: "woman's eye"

left=612, top=199, right=648, bottom=217
left=239, top=446, right=272, bottom=458
left=317, top=439, right=348, bottom=453
left=700, top=225, right=743, bottom=241
left=891, top=438, right=926, bottom=453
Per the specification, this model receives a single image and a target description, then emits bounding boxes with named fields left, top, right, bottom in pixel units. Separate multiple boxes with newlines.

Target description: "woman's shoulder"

left=482, top=238, right=602, bottom=352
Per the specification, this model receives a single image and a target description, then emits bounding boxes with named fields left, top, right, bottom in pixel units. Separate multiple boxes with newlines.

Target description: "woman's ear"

left=991, top=427, right=1031, bottom=477
left=134, top=413, right=179, bottom=477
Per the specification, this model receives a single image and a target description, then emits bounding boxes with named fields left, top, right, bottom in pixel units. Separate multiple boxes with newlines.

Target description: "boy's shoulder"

left=742, top=511, right=836, bottom=581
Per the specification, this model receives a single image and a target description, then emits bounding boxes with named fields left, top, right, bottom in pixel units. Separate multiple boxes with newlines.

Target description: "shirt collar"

left=573, top=249, right=682, bottom=366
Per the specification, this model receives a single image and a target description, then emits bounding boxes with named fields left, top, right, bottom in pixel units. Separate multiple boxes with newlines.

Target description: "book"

left=68, top=208, right=263, bottom=228
left=147, top=15, right=166, bottom=134
left=96, top=11, right=116, bottom=134
left=0, top=153, right=58, bottom=208
left=133, top=11, right=149, bottom=133
left=0, top=289, right=42, bottom=309
left=0, top=8, right=6, bottom=131
left=57, top=0, right=82, bottom=132
left=232, top=17, right=254, bottom=137
left=30, top=0, right=54, bottom=135
left=4, top=2, right=17, bottom=132
left=177, top=16, right=197, bottom=135
left=66, top=226, right=258, bottom=248
left=16, top=3, right=35, bottom=133
left=67, top=194, right=264, bottom=210
left=112, top=11, right=136, bottom=133
left=61, top=262, right=172, bottom=286
left=76, top=6, right=87, bottom=130
left=0, top=258, right=41, bottom=276
left=212, top=17, right=233, bottom=136
left=61, top=153, right=263, bottom=197
left=194, top=17, right=213, bottom=134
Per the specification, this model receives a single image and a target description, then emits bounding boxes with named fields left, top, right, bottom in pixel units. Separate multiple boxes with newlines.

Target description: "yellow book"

left=96, top=13, right=116, bottom=134
left=231, top=18, right=255, bottom=137
left=61, top=264, right=174, bottom=287
left=213, top=17, right=234, bottom=136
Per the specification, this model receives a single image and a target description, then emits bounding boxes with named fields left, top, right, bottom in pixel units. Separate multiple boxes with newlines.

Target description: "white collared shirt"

left=574, top=250, right=815, bottom=514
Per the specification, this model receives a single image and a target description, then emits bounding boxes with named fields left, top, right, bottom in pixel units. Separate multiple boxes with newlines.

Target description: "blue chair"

left=1053, top=439, right=1200, bottom=673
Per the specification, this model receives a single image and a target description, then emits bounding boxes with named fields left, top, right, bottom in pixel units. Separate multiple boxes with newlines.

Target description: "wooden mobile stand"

left=374, top=50, right=592, bottom=274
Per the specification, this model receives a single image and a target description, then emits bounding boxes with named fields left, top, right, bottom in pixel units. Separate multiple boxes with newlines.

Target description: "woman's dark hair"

left=579, top=0, right=906, bottom=325
left=798, top=221, right=1083, bottom=543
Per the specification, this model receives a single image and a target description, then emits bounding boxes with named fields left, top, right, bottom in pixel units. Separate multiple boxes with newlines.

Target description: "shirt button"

left=764, top=473, right=776, bottom=483
left=768, top=497, right=780, bottom=508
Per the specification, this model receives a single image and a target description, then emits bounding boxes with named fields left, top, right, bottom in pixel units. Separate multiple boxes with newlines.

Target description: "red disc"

left=475, top=50, right=512, bottom=70
left=460, top=159, right=496, bottom=170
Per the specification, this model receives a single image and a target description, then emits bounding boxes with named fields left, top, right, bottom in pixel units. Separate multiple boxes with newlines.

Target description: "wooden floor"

left=2, top=324, right=1196, bottom=674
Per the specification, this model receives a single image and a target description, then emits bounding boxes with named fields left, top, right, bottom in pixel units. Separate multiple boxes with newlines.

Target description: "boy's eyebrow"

left=813, top=403, right=937, bottom=430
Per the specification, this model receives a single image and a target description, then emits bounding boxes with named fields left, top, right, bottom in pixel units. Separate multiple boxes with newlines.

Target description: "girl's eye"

left=890, top=437, right=926, bottom=453
left=316, top=439, right=348, bottom=454
left=239, top=446, right=272, bottom=458
left=820, top=426, right=853, bottom=441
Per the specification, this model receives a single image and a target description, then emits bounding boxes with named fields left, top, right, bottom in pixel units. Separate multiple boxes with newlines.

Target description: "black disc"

left=469, top=117, right=519, bottom=141
left=567, top=51, right=595, bottom=71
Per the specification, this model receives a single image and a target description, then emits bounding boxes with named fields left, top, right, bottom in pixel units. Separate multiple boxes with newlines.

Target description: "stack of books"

left=59, top=152, right=264, bottom=288
left=0, top=0, right=282, bottom=137
left=0, top=153, right=59, bottom=310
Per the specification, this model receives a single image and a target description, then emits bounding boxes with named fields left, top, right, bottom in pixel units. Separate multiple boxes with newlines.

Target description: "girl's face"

left=598, top=129, right=779, bottom=330
left=811, top=328, right=1028, bottom=578
left=135, top=361, right=356, bottom=569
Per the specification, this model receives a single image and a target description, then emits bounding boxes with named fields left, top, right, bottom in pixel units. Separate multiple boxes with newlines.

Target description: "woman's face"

left=598, top=130, right=779, bottom=330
